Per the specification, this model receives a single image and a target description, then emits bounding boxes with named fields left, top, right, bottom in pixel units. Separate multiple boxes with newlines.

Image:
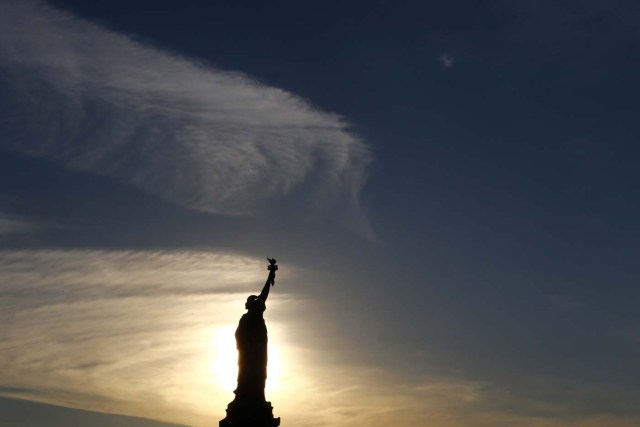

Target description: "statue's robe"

left=234, top=300, right=267, bottom=402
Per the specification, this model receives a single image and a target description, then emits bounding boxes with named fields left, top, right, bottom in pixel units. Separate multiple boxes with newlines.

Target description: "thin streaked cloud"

left=0, top=215, right=33, bottom=236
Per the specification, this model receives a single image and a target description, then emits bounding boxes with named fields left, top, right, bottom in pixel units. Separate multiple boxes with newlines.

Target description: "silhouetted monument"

left=219, top=258, right=280, bottom=427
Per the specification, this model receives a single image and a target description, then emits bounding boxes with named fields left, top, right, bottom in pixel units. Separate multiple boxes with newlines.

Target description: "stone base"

left=219, top=399, right=280, bottom=427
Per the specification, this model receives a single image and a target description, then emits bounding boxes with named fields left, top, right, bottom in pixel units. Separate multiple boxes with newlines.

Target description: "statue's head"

left=245, top=295, right=259, bottom=311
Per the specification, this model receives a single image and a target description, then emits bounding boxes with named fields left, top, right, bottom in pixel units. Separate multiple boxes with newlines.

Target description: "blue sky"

left=1, top=1, right=639, bottom=426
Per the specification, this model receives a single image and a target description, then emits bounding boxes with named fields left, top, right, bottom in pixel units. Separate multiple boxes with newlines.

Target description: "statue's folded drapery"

left=235, top=299, right=268, bottom=401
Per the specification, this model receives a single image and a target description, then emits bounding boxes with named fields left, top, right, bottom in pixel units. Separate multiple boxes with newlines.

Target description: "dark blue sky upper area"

left=43, top=0, right=640, bottom=241
left=38, top=2, right=640, bottom=293
left=4, top=0, right=640, bottom=410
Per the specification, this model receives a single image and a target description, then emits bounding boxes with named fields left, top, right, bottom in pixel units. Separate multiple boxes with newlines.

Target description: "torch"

left=267, top=258, right=278, bottom=286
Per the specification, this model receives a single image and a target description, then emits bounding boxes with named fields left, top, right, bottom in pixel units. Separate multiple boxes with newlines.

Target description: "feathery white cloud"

left=0, top=0, right=371, bottom=232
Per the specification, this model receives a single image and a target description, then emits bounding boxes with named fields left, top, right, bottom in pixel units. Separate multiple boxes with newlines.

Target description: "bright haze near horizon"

left=1, top=1, right=639, bottom=426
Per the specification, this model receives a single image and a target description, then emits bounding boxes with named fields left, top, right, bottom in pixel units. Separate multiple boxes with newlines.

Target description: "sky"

left=1, top=0, right=639, bottom=426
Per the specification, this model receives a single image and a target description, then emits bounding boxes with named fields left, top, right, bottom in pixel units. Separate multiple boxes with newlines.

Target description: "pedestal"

left=219, top=398, right=280, bottom=427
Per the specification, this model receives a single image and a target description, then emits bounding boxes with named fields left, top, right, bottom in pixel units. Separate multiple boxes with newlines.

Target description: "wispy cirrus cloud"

left=0, top=249, right=266, bottom=303
left=0, top=215, right=32, bottom=236
left=0, top=0, right=371, bottom=233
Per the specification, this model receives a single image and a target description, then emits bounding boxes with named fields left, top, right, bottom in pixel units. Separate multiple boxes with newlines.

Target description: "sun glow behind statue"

left=211, top=326, right=238, bottom=393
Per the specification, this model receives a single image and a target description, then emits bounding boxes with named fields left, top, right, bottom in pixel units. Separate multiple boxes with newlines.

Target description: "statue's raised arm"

left=257, top=258, right=277, bottom=304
